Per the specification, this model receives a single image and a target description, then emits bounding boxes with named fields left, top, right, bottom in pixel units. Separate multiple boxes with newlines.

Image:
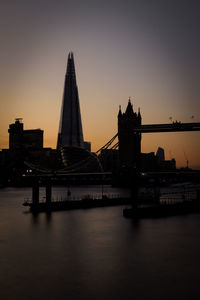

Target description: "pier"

left=23, top=179, right=132, bottom=212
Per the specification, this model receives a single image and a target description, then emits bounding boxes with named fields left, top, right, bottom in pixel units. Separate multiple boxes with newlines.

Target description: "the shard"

left=57, top=52, right=84, bottom=149
left=57, top=52, right=101, bottom=172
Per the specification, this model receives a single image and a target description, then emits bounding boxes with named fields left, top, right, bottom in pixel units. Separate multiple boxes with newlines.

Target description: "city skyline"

left=0, top=0, right=200, bottom=168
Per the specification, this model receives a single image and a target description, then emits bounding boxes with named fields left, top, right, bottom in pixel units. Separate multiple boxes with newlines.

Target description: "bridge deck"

left=133, top=122, right=200, bottom=133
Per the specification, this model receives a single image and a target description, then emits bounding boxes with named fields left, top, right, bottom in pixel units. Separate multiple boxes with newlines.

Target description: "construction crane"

left=183, top=150, right=189, bottom=169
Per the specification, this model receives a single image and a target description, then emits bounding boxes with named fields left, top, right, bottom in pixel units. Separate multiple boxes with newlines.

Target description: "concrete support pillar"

left=32, top=177, right=39, bottom=205
left=197, top=190, right=200, bottom=201
left=46, top=180, right=52, bottom=203
left=131, top=170, right=140, bottom=208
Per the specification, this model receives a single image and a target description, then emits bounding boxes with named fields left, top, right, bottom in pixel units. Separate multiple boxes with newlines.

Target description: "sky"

left=0, top=0, right=200, bottom=168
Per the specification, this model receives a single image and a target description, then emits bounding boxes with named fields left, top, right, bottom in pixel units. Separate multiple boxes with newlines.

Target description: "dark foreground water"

left=1, top=186, right=200, bottom=300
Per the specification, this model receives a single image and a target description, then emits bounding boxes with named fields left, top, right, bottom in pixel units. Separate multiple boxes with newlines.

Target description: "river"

left=0, top=185, right=200, bottom=300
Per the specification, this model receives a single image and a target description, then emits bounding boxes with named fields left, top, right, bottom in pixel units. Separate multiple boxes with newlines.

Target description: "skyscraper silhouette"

left=56, top=52, right=101, bottom=172
left=57, top=52, right=84, bottom=149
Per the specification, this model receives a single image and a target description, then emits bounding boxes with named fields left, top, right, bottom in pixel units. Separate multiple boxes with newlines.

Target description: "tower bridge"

left=116, top=100, right=200, bottom=170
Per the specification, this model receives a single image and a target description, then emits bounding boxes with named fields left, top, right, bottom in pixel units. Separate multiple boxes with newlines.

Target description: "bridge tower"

left=118, top=99, right=141, bottom=170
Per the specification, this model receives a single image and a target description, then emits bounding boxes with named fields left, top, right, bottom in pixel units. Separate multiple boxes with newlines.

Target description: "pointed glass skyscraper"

left=56, top=52, right=102, bottom=172
left=57, top=52, right=84, bottom=149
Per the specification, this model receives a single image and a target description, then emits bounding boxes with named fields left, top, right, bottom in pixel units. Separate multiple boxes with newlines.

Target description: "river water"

left=0, top=185, right=200, bottom=300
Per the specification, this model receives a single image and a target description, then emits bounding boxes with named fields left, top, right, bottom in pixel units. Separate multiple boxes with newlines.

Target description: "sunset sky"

left=0, top=0, right=199, bottom=168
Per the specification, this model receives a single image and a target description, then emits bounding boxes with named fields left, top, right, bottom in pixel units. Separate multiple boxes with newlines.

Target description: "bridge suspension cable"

left=110, top=141, right=119, bottom=150
left=95, top=133, right=118, bottom=154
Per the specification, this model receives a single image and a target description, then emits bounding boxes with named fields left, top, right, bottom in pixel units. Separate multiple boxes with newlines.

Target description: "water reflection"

left=46, top=212, right=52, bottom=224
left=1, top=187, right=200, bottom=300
left=130, top=217, right=141, bottom=230
left=30, top=211, right=53, bottom=226
left=31, top=211, right=40, bottom=225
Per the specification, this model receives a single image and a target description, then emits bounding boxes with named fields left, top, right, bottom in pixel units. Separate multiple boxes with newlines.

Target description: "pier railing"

left=24, top=188, right=200, bottom=206
left=160, top=190, right=198, bottom=204
left=23, top=193, right=127, bottom=204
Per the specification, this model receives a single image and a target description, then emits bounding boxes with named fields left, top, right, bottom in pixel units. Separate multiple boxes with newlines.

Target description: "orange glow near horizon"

left=1, top=107, right=199, bottom=169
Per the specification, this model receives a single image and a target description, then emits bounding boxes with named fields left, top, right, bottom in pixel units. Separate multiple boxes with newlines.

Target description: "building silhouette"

left=56, top=52, right=101, bottom=172
left=0, top=119, right=59, bottom=185
left=156, top=147, right=176, bottom=170
left=9, top=118, right=43, bottom=150
left=57, top=52, right=90, bottom=151
left=156, top=147, right=165, bottom=161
